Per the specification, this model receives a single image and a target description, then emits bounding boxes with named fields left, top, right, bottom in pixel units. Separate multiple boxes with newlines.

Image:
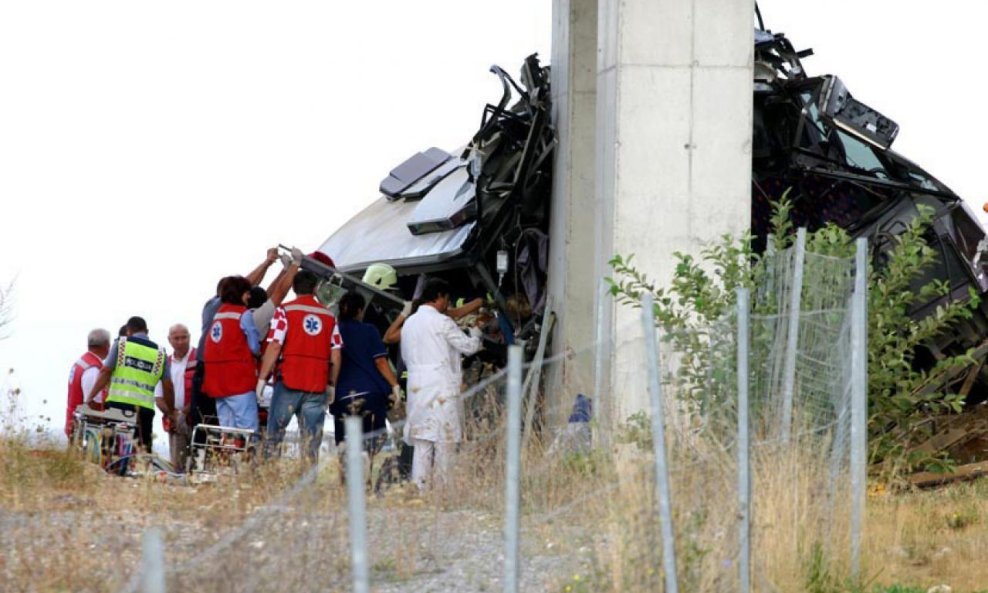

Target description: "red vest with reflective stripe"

left=170, top=347, right=197, bottom=401
left=180, top=347, right=197, bottom=396
left=203, top=304, right=256, bottom=397
left=279, top=296, right=336, bottom=393
left=66, top=351, right=104, bottom=435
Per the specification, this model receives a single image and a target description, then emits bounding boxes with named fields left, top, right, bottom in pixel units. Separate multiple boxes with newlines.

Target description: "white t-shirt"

left=81, top=366, right=102, bottom=404
left=154, top=350, right=193, bottom=409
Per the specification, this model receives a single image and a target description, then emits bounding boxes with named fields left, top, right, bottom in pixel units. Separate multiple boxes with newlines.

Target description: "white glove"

left=279, top=252, right=292, bottom=268
left=291, top=247, right=305, bottom=265
left=400, top=300, right=413, bottom=318
left=390, top=384, right=402, bottom=408
left=255, top=379, right=266, bottom=400
left=326, top=385, right=336, bottom=402
left=469, top=326, right=483, bottom=339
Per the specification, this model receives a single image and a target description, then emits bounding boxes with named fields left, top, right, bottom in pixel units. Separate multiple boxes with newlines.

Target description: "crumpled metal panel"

left=317, top=195, right=476, bottom=272
left=400, top=156, right=464, bottom=201
left=379, top=147, right=451, bottom=200
left=406, top=165, right=476, bottom=235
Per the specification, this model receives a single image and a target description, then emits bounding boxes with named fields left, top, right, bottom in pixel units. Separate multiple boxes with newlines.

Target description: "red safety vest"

left=279, top=295, right=336, bottom=393
left=203, top=304, right=257, bottom=397
left=162, top=347, right=198, bottom=433
left=175, top=347, right=197, bottom=399
left=66, top=351, right=104, bottom=436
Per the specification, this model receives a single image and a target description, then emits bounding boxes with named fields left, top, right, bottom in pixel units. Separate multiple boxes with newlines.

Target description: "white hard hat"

left=362, top=263, right=398, bottom=291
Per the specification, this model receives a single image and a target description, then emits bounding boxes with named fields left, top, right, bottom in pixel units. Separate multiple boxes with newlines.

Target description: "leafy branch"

left=608, top=197, right=981, bottom=474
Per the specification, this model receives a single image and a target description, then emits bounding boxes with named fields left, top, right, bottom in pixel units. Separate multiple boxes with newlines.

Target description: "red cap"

left=308, top=251, right=335, bottom=268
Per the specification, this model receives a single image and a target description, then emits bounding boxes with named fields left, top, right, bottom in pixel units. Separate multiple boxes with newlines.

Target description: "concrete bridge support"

left=548, top=0, right=754, bottom=430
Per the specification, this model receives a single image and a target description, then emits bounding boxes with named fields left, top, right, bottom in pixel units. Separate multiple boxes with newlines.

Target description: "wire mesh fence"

left=1, top=236, right=884, bottom=593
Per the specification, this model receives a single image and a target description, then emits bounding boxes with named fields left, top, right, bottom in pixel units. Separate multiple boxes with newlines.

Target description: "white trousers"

left=411, top=438, right=454, bottom=491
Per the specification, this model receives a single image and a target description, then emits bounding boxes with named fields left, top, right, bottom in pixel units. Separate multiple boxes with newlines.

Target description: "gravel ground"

left=369, top=508, right=594, bottom=593
left=0, top=478, right=596, bottom=593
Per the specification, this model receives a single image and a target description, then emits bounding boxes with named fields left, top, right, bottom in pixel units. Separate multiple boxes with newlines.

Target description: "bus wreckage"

left=302, top=26, right=988, bottom=434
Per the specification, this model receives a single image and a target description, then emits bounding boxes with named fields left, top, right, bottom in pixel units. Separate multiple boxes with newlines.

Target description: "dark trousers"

left=106, top=401, right=154, bottom=453
left=188, top=361, right=217, bottom=449
left=398, top=441, right=414, bottom=479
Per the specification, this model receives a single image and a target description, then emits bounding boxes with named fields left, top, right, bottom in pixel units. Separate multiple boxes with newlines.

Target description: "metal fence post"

left=504, top=345, right=523, bottom=593
left=595, top=277, right=610, bottom=449
left=736, top=288, right=752, bottom=593
left=345, top=416, right=370, bottom=593
left=827, top=383, right=850, bottom=533
left=642, top=294, right=678, bottom=593
left=780, top=227, right=807, bottom=443
left=850, top=238, right=868, bottom=579
left=140, top=527, right=165, bottom=593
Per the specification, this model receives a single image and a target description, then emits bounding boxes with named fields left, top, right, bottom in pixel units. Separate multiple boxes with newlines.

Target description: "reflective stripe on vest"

left=284, top=303, right=332, bottom=316
left=106, top=337, right=165, bottom=410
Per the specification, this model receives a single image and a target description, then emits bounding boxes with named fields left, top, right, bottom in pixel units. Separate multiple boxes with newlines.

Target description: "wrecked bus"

left=752, top=26, right=988, bottom=402
left=308, top=54, right=554, bottom=371
left=307, top=24, right=988, bottom=406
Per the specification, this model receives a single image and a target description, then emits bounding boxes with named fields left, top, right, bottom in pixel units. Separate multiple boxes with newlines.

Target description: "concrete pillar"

left=547, top=0, right=598, bottom=425
left=594, top=0, right=754, bottom=424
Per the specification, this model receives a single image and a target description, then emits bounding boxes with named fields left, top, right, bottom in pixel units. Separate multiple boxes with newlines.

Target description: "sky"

left=0, top=1, right=550, bottom=441
left=1, top=1, right=986, bottom=442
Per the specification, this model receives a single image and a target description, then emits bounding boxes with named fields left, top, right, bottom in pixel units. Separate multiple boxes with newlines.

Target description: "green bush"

left=607, top=197, right=979, bottom=475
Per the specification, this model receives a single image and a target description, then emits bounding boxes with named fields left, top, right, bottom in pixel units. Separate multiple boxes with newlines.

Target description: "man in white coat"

left=400, top=278, right=483, bottom=490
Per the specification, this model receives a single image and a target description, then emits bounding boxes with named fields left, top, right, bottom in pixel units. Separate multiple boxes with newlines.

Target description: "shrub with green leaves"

left=607, top=197, right=980, bottom=474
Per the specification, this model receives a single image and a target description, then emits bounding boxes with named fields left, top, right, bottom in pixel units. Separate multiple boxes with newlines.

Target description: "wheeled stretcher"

left=188, top=423, right=257, bottom=475
left=70, top=403, right=138, bottom=474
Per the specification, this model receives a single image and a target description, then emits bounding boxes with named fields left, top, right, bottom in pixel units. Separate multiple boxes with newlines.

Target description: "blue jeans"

left=264, top=381, right=327, bottom=460
left=214, top=391, right=259, bottom=431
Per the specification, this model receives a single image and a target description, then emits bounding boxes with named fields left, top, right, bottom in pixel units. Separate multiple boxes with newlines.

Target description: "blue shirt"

left=196, top=296, right=221, bottom=361
left=240, top=310, right=262, bottom=356
left=336, top=319, right=390, bottom=399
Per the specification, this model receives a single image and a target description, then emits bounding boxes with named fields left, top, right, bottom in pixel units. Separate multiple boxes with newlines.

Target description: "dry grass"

left=0, top=432, right=338, bottom=592
left=509, top=423, right=988, bottom=593
left=3, top=404, right=988, bottom=593
left=863, top=479, right=988, bottom=592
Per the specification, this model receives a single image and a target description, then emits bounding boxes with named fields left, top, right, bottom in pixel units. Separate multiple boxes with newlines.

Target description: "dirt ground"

left=0, top=449, right=592, bottom=593
left=3, top=440, right=988, bottom=593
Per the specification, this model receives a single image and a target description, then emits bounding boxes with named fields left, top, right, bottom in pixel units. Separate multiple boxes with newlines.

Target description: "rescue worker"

left=399, top=278, right=483, bottom=490
left=202, top=275, right=260, bottom=431
left=331, top=292, right=400, bottom=463
left=188, top=249, right=286, bottom=455
left=86, top=316, right=174, bottom=453
left=65, top=328, right=111, bottom=438
left=360, top=263, right=404, bottom=336
left=359, top=263, right=414, bottom=476
left=258, top=270, right=342, bottom=461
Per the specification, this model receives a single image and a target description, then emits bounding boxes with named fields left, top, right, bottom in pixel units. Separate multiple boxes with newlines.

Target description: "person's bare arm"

left=156, top=378, right=175, bottom=416
left=329, top=349, right=342, bottom=387
left=257, top=341, right=282, bottom=383
left=85, top=366, right=113, bottom=405
left=374, top=356, right=398, bottom=387
left=265, top=262, right=300, bottom=306
left=383, top=314, right=405, bottom=345
left=246, top=248, right=279, bottom=287
left=448, top=297, right=484, bottom=320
